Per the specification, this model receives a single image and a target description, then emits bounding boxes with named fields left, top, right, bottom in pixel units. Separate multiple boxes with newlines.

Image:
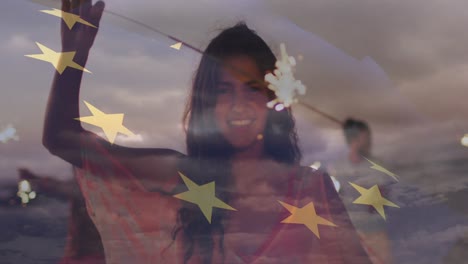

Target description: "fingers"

left=90, top=1, right=105, bottom=26
left=66, top=0, right=102, bottom=20
left=61, top=0, right=71, bottom=12
left=79, top=0, right=91, bottom=17
left=70, top=0, right=80, bottom=15
left=81, top=0, right=92, bottom=6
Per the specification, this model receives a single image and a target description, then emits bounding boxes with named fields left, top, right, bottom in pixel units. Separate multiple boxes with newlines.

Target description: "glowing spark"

left=19, top=192, right=29, bottom=204
left=364, top=157, right=399, bottom=182
left=18, top=180, right=31, bottom=193
left=75, top=101, right=135, bottom=144
left=40, top=8, right=97, bottom=29
left=265, top=43, right=306, bottom=108
left=0, top=124, right=19, bottom=143
left=274, top=103, right=285, bottom=111
left=25, top=42, right=91, bottom=74
left=170, top=42, right=182, bottom=50
left=17, top=180, right=33, bottom=205
left=173, top=172, right=236, bottom=223
left=349, top=182, right=399, bottom=220
left=28, top=191, right=37, bottom=199
left=278, top=200, right=337, bottom=238
left=461, top=134, right=468, bottom=147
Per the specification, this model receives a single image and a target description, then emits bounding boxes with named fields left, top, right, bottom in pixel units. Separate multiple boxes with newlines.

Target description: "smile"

left=228, top=119, right=254, bottom=126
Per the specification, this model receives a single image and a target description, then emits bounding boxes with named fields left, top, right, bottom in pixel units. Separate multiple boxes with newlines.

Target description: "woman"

left=43, top=0, right=371, bottom=263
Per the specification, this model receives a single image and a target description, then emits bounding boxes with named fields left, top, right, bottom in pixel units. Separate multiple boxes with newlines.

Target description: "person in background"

left=343, top=118, right=372, bottom=164
left=332, top=118, right=395, bottom=264
left=18, top=168, right=106, bottom=264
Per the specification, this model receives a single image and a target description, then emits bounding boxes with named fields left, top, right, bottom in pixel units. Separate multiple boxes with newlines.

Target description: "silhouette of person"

left=331, top=118, right=394, bottom=264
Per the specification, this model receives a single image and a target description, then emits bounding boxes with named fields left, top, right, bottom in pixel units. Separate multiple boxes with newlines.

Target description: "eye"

left=247, top=85, right=265, bottom=93
left=248, top=86, right=261, bottom=92
left=217, top=88, right=228, bottom=94
left=216, top=83, right=233, bottom=95
left=246, top=85, right=269, bottom=103
left=216, top=85, right=233, bottom=95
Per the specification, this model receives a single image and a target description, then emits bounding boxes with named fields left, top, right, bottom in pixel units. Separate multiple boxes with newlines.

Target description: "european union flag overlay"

left=1, top=0, right=467, bottom=263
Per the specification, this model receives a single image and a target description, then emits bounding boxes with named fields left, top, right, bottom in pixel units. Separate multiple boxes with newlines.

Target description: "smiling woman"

left=41, top=0, right=371, bottom=263
left=214, top=56, right=270, bottom=153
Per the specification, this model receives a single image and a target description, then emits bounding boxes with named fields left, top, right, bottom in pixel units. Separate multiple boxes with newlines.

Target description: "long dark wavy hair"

left=171, top=22, right=302, bottom=263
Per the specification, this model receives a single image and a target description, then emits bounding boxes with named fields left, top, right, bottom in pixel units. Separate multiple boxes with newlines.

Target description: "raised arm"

left=43, top=0, right=183, bottom=186
left=42, top=0, right=106, bottom=167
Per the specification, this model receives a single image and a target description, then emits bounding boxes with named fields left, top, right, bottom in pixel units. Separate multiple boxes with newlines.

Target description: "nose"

left=231, top=89, right=249, bottom=113
left=232, top=99, right=246, bottom=114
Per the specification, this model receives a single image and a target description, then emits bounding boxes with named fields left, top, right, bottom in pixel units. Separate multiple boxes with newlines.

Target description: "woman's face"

left=214, top=56, right=270, bottom=151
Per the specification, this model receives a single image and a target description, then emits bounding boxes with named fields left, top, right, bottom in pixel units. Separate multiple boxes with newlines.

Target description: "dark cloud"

left=266, top=0, right=468, bottom=124
left=267, top=0, right=468, bottom=81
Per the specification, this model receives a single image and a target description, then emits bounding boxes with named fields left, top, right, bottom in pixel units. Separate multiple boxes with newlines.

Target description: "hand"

left=61, top=0, right=105, bottom=54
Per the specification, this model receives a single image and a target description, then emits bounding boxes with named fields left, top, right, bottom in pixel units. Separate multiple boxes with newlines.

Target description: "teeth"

left=230, top=120, right=252, bottom=126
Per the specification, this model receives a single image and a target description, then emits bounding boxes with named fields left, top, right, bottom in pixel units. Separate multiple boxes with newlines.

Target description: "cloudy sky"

left=0, top=0, right=467, bottom=263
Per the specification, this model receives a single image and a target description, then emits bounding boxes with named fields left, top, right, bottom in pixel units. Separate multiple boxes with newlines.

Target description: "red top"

left=75, top=142, right=370, bottom=264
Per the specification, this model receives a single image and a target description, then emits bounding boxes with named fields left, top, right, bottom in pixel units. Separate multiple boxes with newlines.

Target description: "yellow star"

left=173, top=172, right=236, bottom=223
left=170, top=42, right=182, bottom=50
left=40, top=8, right=97, bottom=29
left=349, top=182, right=399, bottom=220
left=364, top=157, right=399, bottom=182
left=278, top=200, right=337, bottom=238
left=25, top=42, right=91, bottom=74
left=75, top=101, right=135, bottom=144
